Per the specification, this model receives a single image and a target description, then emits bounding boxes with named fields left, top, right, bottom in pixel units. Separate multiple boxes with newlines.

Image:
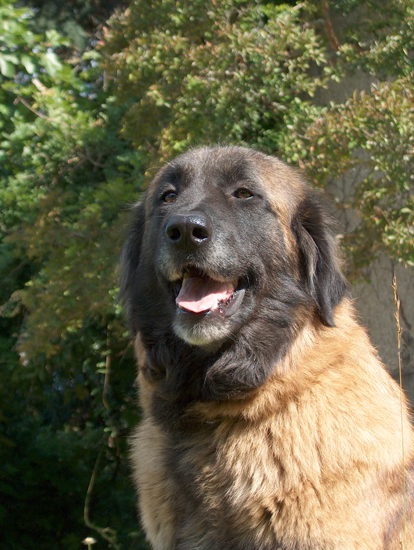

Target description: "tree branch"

left=321, top=0, right=340, bottom=51
left=84, top=447, right=121, bottom=549
left=15, top=95, right=70, bottom=127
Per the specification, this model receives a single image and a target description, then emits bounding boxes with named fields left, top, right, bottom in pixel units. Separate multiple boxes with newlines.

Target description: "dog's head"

left=121, top=147, right=348, bottom=399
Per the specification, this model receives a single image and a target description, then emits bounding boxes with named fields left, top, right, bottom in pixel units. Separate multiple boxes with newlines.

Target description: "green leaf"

left=21, top=54, right=36, bottom=74
left=45, top=29, right=62, bottom=44
left=41, top=51, right=62, bottom=76
left=0, top=55, right=15, bottom=78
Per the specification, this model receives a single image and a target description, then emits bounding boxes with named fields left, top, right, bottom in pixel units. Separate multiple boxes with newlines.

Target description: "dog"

left=121, top=146, right=414, bottom=549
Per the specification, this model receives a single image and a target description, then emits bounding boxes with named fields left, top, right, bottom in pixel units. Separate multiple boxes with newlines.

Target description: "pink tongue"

left=176, top=277, right=234, bottom=313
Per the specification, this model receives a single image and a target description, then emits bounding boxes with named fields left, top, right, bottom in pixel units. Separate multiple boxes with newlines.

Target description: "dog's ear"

left=120, top=200, right=146, bottom=329
left=292, top=191, right=348, bottom=327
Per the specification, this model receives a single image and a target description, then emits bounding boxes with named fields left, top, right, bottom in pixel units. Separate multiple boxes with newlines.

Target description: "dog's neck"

left=136, top=299, right=361, bottom=435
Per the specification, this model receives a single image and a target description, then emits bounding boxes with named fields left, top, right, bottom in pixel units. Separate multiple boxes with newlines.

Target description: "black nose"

left=165, top=213, right=212, bottom=249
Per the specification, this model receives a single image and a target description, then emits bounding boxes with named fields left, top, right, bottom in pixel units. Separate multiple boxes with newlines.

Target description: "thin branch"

left=321, top=0, right=340, bottom=52
left=392, top=273, right=407, bottom=549
left=84, top=447, right=120, bottom=549
left=15, top=96, right=70, bottom=127
left=85, top=144, right=108, bottom=169
left=68, top=231, right=90, bottom=240
left=7, top=259, right=29, bottom=278
left=83, top=335, right=123, bottom=546
left=102, top=333, right=121, bottom=458
left=103, top=341, right=111, bottom=412
left=84, top=449, right=103, bottom=531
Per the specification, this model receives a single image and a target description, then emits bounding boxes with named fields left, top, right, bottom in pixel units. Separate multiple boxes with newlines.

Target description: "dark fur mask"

left=121, top=147, right=348, bottom=404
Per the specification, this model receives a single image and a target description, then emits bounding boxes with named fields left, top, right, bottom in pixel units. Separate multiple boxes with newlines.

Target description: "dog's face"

left=122, top=147, right=347, bottom=399
left=144, top=148, right=295, bottom=348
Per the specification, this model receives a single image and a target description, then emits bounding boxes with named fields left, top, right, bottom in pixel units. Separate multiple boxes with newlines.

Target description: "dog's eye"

left=162, top=191, right=178, bottom=203
left=234, top=188, right=253, bottom=200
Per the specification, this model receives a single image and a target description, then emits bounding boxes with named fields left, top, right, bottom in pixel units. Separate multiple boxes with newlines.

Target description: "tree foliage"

left=104, top=0, right=327, bottom=159
left=1, top=0, right=413, bottom=548
left=0, top=2, right=144, bottom=548
left=303, top=79, right=414, bottom=274
left=295, top=0, right=414, bottom=276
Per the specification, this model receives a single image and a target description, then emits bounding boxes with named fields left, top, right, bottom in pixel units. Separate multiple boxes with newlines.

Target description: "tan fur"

left=132, top=299, right=414, bottom=549
left=125, top=147, right=414, bottom=550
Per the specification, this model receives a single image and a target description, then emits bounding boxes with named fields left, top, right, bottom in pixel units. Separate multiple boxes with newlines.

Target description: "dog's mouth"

left=172, top=267, right=246, bottom=318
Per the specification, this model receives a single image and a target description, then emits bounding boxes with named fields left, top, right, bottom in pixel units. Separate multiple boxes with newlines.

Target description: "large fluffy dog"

left=121, top=146, right=414, bottom=549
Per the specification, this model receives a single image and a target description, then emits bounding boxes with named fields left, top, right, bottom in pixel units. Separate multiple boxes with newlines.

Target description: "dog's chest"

left=137, top=406, right=394, bottom=550
left=163, top=418, right=322, bottom=550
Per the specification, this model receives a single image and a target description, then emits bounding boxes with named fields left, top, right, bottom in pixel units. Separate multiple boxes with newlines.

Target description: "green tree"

left=21, top=0, right=127, bottom=50
left=1, top=0, right=413, bottom=548
left=282, top=0, right=414, bottom=277
left=0, top=2, right=145, bottom=548
left=104, top=0, right=327, bottom=161
left=104, top=0, right=414, bottom=278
